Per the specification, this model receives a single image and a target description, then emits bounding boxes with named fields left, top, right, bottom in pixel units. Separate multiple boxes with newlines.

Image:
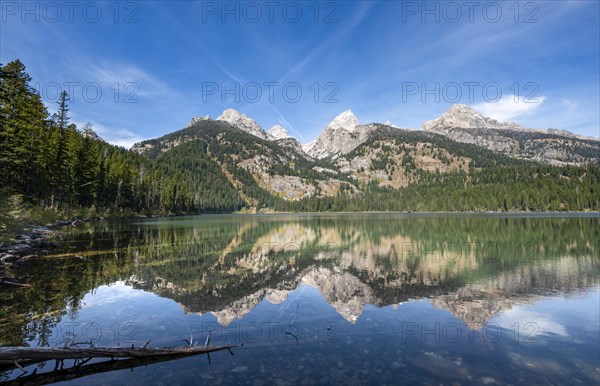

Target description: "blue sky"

left=1, top=0, right=599, bottom=147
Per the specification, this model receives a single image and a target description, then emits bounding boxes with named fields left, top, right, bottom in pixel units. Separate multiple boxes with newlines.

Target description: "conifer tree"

left=0, top=60, right=49, bottom=195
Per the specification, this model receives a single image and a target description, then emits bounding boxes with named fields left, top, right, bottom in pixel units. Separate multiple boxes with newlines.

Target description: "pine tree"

left=48, top=91, right=71, bottom=207
left=0, top=60, right=49, bottom=195
left=69, top=123, right=97, bottom=206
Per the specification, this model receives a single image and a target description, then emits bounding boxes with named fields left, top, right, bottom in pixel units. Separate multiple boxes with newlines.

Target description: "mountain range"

left=135, top=104, right=600, bottom=165
left=148, top=104, right=598, bottom=164
left=129, top=104, right=600, bottom=210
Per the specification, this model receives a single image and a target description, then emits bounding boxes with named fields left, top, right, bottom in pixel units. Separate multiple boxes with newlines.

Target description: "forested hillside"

left=0, top=60, right=241, bottom=223
left=279, top=126, right=600, bottom=212
left=133, top=119, right=353, bottom=208
left=137, top=121, right=600, bottom=213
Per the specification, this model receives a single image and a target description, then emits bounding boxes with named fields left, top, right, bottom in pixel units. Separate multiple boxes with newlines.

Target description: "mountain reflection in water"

left=1, top=214, right=598, bottom=385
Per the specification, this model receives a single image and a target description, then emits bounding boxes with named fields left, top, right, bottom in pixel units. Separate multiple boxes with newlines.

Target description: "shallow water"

left=1, top=214, right=599, bottom=385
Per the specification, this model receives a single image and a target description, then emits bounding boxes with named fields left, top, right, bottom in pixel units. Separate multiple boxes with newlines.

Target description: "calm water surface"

left=1, top=214, right=599, bottom=385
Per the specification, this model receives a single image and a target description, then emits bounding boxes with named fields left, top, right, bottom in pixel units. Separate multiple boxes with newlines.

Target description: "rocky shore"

left=0, top=219, right=86, bottom=284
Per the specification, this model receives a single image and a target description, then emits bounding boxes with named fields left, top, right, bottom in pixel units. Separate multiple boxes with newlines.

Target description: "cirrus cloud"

left=474, top=95, right=547, bottom=122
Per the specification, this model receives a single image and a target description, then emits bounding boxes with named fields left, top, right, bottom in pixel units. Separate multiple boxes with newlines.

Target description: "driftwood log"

left=0, top=345, right=237, bottom=369
left=0, top=345, right=235, bottom=364
left=0, top=345, right=238, bottom=386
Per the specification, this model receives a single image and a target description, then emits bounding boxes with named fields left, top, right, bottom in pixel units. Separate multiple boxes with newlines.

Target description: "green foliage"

left=0, top=59, right=50, bottom=197
left=154, top=140, right=243, bottom=212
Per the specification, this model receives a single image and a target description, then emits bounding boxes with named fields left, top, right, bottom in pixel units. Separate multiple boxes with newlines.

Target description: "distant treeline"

left=273, top=164, right=600, bottom=212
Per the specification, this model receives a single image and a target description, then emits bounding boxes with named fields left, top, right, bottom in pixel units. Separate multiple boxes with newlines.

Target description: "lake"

left=1, top=213, right=599, bottom=385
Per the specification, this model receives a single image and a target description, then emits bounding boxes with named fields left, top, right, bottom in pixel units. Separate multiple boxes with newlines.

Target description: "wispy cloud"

left=4, top=0, right=596, bottom=141
left=279, top=2, right=375, bottom=82
left=81, top=62, right=178, bottom=99
left=267, top=103, right=305, bottom=142
left=561, top=98, right=578, bottom=114
left=73, top=120, right=143, bottom=149
left=474, top=95, right=547, bottom=122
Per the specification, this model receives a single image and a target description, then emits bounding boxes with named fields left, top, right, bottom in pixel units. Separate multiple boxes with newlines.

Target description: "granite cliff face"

left=299, top=105, right=598, bottom=165
left=186, top=115, right=211, bottom=127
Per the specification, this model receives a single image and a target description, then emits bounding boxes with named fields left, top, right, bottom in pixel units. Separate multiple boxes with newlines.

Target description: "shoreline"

left=242, top=210, right=600, bottom=215
left=0, top=219, right=89, bottom=278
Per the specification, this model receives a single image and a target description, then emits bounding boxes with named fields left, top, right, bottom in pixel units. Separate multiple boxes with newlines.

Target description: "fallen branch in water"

left=0, top=345, right=239, bottom=386
left=0, top=345, right=237, bottom=365
left=0, top=278, right=31, bottom=288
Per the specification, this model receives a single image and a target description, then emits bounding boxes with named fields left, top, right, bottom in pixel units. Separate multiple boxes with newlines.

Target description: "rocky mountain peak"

left=449, top=103, right=476, bottom=114
left=216, top=108, right=268, bottom=139
left=417, top=104, right=600, bottom=164
left=422, top=104, right=525, bottom=132
left=303, top=110, right=375, bottom=159
left=328, top=109, right=359, bottom=132
left=267, top=125, right=290, bottom=140
left=186, top=115, right=211, bottom=127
